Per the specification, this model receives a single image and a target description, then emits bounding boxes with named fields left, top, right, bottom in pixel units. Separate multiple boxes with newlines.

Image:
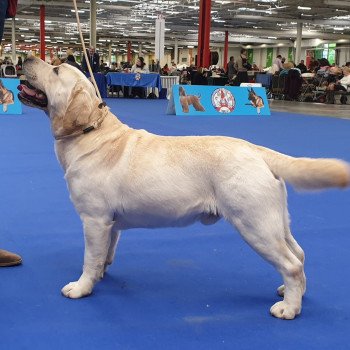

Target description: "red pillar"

left=127, top=41, right=132, bottom=64
left=197, top=0, right=211, bottom=68
left=223, top=30, right=228, bottom=71
left=40, top=5, right=45, bottom=61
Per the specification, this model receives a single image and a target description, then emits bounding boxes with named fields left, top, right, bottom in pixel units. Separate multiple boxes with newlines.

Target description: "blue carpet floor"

left=0, top=99, right=349, bottom=349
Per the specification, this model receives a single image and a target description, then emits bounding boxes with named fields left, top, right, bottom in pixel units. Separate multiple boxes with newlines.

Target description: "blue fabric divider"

left=170, top=84, right=270, bottom=116
left=106, top=72, right=162, bottom=90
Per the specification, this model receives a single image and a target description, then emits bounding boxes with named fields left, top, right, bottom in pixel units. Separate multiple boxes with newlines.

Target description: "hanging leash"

left=71, top=0, right=105, bottom=109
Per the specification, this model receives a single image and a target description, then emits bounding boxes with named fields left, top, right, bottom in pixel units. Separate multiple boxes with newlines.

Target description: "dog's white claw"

left=61, top=281, right=92, bottom=299
left=270, top=301, right=301, bottom=320
left=277, top=284, right=285, bottom=297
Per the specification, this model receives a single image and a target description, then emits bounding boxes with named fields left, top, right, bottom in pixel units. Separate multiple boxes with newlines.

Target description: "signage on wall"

left=0, top=78, right=22, bottom=115
left=166, top=85, right=270, bottom=116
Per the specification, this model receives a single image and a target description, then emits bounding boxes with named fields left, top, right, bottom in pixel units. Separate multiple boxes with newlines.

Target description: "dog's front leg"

left=61, top=217, right=113, bottom=299
left=104, top=228, right=121, bottom=273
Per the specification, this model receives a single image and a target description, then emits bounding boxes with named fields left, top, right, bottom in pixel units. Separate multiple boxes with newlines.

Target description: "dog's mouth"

left=17, top=82, right=48, bottom=109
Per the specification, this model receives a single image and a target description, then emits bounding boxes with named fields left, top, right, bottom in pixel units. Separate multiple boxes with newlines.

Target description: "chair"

left=1, top=64, right=17, bottom=78
left=271, top=75, right=286, bottom=99
left=284, top=69, right=303, bottom=100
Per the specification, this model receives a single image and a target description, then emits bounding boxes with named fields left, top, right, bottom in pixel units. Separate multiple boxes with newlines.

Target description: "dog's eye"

left=53, top=67, right=59, bottom=75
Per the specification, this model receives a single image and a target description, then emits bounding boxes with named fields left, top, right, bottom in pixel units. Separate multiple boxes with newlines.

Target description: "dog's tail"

left=256, top=145, right=350, bottom=190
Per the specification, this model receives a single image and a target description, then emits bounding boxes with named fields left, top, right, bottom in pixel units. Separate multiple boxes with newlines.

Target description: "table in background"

left=207, top=76, right=228, bottom=86
left=106, top=72, right=162, bottom=91
left=86, top=73, right=107, bottom=98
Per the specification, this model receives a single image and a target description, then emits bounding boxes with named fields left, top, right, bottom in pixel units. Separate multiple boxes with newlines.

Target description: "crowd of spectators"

left=33, top=47, right=350, bottom=104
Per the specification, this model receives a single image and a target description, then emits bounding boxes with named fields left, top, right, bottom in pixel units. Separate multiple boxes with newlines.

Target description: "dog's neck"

left=53, top=102, right=109, bottom=141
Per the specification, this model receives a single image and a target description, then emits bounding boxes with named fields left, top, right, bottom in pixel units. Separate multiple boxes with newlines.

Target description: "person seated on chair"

left=325, top=66, right=350, bottom=104
left=296, top=60, right=307, bottom=74
left=279, top=62, right=299, bottom=76
left=160, top=64, right=170, bottom=76
left=130, top=57, right=149, bottom=98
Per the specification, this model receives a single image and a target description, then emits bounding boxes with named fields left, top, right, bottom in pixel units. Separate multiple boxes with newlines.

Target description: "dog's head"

left=19, top=56, right=103, bottom=139
left=248, top=87, right=257, bottom=100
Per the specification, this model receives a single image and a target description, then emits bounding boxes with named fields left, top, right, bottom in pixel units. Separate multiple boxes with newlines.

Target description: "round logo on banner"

left=211, top=88, right=235, bottom=113
left=135, top=73, right=141, bottom=81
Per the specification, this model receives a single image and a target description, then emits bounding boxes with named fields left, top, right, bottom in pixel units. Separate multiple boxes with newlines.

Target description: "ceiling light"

left=298, top=6, right=311, bottom=10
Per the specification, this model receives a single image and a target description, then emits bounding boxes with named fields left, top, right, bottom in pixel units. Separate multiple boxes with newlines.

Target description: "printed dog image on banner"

left=246, top=87, right=265, bottom=114
left=0, top=79, right=15, bottom=112
left=179, top=86, right=205, bottom=113
left=171, top=85, right=270, bottom=116
left=0, top=78, right=22, bottom=114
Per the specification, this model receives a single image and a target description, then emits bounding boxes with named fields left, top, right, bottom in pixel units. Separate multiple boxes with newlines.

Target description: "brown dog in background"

left=179, top=86, right=205, bottom=113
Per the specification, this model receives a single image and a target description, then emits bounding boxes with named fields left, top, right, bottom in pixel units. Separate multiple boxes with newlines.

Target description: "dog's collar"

left=55, top=102, right=107, bottom=141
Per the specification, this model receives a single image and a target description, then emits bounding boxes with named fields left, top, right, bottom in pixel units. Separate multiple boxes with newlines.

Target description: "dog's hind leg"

left=61, top=217, right=113, bottom=299
left=277, top=182, right=306, bottom=298
left=104, top=228, right=122, bottom=273
left=219, top=175, right=305, bottom=319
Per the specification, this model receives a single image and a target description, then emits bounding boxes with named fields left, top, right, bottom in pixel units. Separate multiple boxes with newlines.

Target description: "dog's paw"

left=61, top=281, right=92, bottom=299
left=270, top=301, right=301, bottom=320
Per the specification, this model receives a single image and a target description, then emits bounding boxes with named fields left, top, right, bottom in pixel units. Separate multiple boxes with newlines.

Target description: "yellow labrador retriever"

left=19, top=56, right=349, bottom=320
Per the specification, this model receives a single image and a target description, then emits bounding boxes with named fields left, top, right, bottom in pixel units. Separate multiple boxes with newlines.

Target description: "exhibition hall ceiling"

left=2, top=0, right=350, bottom=53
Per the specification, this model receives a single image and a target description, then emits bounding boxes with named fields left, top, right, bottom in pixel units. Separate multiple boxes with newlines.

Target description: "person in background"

left=280, top=61, right=297, bottom=76
left=0, top=0, right=22, bottom=267
left=251, top=63, right=260, bottom=71
left=16, top=56, right=23, bottom=70
left=160, top=63, right=170, bottom=76
left=272, top=55, right=283, bottom=72
left=81, top=46, right=100, bottom=73
left=66, top=54, right=82, bottom=72
left=51, top=56, right=62, bottom=66
left=130, top=57, right=149, bottom=98
left=296, top=60, right=307, bottom=74
left=131, top=57, right=149, bottom=73
left=325, top=66, right=350, bottom=104
left=109, top=62, right=118, bottom=72
left=226, top=56, right=237, bottom=81
left=236, top=49, right=251, bottom=71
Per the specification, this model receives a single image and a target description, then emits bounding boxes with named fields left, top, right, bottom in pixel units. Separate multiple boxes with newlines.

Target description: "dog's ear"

left=65, top=80, right=94, bottom=126
left=179, top=86, right=186, bottom=97
left=52, top=80, right=98, bottom=138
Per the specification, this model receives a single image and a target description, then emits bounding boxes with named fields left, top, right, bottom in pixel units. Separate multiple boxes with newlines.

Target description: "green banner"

left=266, top=48, right=273, bottom=67
left=247, top=49, right=253, bottom=64
left=288, top=47, right=294, bottom=62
